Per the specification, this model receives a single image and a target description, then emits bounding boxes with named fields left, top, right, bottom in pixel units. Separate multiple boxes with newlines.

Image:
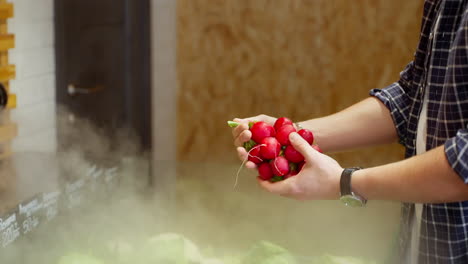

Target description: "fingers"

left=234, top=129, right=252, bottom=147
left=237, top=147, right=248, bottom=160
left=289, top=132, right=317, bottom=163
left=234, top=115, right=275, bottom=126
left=232, top=122, right=248, bottom=138
left=237, top=147, right=257, bottom=169
left=231, top=115, right=275, bottom=143
left=257, top=178, right=293, bottom=196
left=245, top=161, right=257, bottom=169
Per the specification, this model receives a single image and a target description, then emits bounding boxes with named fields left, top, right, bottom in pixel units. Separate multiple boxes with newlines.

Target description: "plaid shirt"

left=370, top=1, right=468, bottom=263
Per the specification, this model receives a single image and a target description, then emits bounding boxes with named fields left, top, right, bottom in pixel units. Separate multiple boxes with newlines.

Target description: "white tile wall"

left=8, top=0, right=56, bottom=153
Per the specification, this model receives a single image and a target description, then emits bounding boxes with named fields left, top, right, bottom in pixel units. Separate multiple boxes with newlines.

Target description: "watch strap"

left=340, top=167, right=361, bottom=196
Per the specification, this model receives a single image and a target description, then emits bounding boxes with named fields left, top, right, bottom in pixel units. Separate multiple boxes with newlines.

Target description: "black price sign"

left=42, top=191, right=61, bottom=222
left=104, top=167, right=119, bottom=192
left=0, top=212, right=20, bottom=248
left=18, top=198, right=43, bottom=235
left=65, top=179, right=86, bottom=209
left=87, top=165, right=104, bottom=193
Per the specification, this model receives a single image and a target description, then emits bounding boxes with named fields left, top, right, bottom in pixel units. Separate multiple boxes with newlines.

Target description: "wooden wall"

left=177, top=0, right=423, bottom=167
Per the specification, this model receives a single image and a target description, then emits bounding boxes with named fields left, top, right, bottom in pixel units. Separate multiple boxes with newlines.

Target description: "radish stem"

left=243, top=140, right=256, bottom=152
left=271, top=176, right=284, bottom=182
left=227, top=120, right=256, bottom=128
left=227, top=121, right=239, bottom=128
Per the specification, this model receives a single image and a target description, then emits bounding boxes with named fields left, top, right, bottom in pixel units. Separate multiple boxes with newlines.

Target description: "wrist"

left=351, top=168, right=373, bottom=200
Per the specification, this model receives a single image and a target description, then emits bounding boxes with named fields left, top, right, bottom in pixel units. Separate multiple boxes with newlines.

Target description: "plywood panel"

left=177, top=0, right=423, bottom=166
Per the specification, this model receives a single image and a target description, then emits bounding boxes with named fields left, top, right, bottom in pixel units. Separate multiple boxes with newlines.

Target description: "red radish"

left=285, top=172, right=297, bottom=179
left=260, top=137, right=281, bottom=160
left=276, top=124, right=296, bottom=146
left=248, top=146, right=263, bottom=164
left=298, top=129, right=314, bottom=145
left=250, top=122, right=275, bottom=143
left=289, top=162, right=298, bottom=172
left=271, top=156, right=290, bottom=176
left=258, top=163, right=273, bottom=181
left=284, top=145, right=304, bottom=163
left=285, top=162, right=305, bottom=179
left=285, top=163, right=298, bottom=178
left=298, top=161, right=305, bottom=172
left=312, top=145, right=322, bottom=153
left=274, top=117, right=293, bottom=131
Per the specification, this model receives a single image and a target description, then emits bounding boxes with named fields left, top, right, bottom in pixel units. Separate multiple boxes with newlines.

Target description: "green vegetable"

left=136, top=233, right=203, bottom=264
left=57, top=253, right=105, bottom=264
left=241, top=241, right=296, bottom=264
left=313, top=254, right=377, bottom=264
left=221, top=255, right=242, bottom=264
left=106, top=239, right=135, bottom=263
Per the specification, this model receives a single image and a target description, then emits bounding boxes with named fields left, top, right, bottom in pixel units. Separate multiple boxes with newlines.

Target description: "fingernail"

left=289, top=132, right=300, bottom=141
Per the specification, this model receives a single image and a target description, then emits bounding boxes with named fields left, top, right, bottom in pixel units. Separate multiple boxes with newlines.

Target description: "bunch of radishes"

left=229, top=117, right=321, bottom=182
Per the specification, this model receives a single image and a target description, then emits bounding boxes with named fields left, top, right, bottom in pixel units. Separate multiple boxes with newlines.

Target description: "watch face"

left=340, top=195, right=364, bottom=207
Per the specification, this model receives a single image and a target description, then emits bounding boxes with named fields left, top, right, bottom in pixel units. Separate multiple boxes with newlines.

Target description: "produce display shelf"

left=0, top=64, right=15, bottom=82
left=0, top=0, right=16, bottom=165
left=0, top=34, right=14, bottom=51
left=0, top=3, right=13, bottom=19
left=0, top=164, right=120, bottom=250
left=0, top=122, right=16, bottom=142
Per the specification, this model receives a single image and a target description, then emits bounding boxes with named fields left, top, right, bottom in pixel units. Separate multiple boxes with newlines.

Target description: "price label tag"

left=104, top=167, right=119, bottom=192
left=65, top=179, right=86, bottom=209
left=0, top=212, right=20, bottom=248
left=87, top=165, right=104, bottom=193
left=18, top=198, right=43, bottom=235
left=42, top=191, right=61, bottom=222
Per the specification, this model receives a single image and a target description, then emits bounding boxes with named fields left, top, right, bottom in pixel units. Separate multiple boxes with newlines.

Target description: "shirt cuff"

left=445, top=129, right=468, bottom=183
left=370, top=83, right=409, bottom=146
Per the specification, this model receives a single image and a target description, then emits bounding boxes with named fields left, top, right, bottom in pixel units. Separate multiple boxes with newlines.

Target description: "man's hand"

left=258, top=132, right=343, bottom=200
left=231, top=114, right=276, bottom=169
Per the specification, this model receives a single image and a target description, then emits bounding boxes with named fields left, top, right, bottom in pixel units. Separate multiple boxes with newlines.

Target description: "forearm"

left=299, top=97, right=398, bottom=152
left=352, top=145, right=468, bottom=203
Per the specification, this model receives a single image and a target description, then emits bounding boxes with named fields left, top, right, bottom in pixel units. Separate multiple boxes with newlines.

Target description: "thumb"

left=289, top=132, right=318, bottom=163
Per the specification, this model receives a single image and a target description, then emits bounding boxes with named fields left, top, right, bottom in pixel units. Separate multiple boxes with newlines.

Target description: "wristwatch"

left=340, top=167, right=367, bottom=207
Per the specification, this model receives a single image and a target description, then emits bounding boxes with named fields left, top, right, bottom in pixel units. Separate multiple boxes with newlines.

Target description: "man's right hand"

left=231, top=114, right=276, bottom=169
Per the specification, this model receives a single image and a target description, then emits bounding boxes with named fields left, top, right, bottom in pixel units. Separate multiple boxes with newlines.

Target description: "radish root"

left=272, top=158, right=280, bottom=177
left=234, top=144, right=265, bottom=188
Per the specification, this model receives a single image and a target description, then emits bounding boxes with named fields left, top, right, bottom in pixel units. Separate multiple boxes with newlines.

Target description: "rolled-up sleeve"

left=370, top=62, right=414, bottom=146
left=445, top=129, right=468, bottom=183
